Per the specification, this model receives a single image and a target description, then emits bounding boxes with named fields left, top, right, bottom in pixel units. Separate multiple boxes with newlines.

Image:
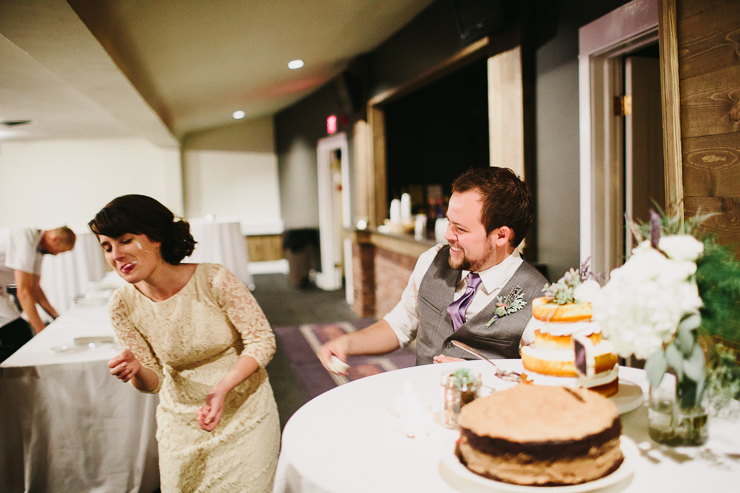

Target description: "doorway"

left=578, top=0, right=661, bottom=276
left=316, top=133, right=351, bottom=296
left=623, top=45, right=664, bottom=258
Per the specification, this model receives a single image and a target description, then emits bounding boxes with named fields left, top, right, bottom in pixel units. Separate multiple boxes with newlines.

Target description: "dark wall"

left=275, top=0, right=631, bottom=276
left=274, top=0, right=461, bottom=229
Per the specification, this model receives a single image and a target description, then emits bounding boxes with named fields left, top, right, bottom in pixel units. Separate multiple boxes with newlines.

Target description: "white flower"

left=573, top=279, right=600, bottom=304
left=658, top=234, right=704, bottom=262
left=592, top=239, right=703, bottom=360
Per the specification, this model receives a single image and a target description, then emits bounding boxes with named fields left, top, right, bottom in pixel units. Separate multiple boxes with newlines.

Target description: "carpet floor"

left=273, top=319, right=416, bottom=401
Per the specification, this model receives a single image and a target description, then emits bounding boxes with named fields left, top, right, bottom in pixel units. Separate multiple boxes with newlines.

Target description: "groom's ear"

left=490, top=226, right=514, bottom=247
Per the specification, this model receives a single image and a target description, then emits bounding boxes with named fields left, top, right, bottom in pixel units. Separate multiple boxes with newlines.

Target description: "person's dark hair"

left=88, top=195, right=196, bottom=265
left=451, top=167, right=533, bottom=248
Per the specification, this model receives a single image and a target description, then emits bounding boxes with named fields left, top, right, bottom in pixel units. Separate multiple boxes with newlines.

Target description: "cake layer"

left=521, top=341, right=618, bottom=376
left=526, top=318, right=601, bottom=338
left=532, top=297, right=592, bottom=322
left=533, top=327, right=601, bottom=350
left=458, top=435, right=623, bottom=486
left=458, top=385, right=621, bottom=442
left=521, top=368, right=620, bottom=398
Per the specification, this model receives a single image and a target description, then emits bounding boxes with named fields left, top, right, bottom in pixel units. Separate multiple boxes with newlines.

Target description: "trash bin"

left=282, top=228, right=320, bottom=288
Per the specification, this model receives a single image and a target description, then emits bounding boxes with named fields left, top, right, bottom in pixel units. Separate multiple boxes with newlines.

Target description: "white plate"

left=50, top=344, right=92, bottom=354
left=440, top=436, right=637, bottom=493
left=74, top=336, right=115, bottom=346
left=610, top=378, right=643, bottom=415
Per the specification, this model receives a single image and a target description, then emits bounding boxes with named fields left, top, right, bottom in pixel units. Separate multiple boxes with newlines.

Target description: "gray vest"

left=415, top=245, right=547, bottom=365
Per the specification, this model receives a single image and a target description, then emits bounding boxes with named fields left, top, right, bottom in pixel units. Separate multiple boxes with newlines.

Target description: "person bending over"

left=0, top=226, right=75, bottom=361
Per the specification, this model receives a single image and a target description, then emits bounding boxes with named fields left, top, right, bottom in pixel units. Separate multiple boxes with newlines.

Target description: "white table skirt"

left=187, top=218, right=254, bottom=289
left=273, top=360, right=740, bottom=493
left=40, top=231, right=108, bottom=316
left=0, top=303, right=159, bottom=493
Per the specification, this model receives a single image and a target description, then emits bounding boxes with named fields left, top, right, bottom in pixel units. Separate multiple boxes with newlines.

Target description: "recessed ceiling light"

left=288, top=59, right=304, bottom=70
left=232, top=110, right=245, bottom=120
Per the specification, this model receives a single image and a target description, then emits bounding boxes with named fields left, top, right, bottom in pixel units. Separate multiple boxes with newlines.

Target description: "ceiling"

left=0, top=0, right=435, bottom=147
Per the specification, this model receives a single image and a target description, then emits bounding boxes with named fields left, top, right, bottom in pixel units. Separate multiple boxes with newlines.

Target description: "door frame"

left=578, top=0, right=659, bottom=276
left=316, top=132, right=350, bottom=291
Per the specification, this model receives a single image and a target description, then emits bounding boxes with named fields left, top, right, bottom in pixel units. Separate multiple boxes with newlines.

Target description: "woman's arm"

left=196, top=265, right=275, bottom=431
left=108, top=349, right=160, bottom=392
left=197, top=354, right=259, bottom=431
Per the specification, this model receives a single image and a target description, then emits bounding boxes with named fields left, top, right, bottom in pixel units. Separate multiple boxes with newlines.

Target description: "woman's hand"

left=108, top=349, right=142, bottom=383
left=197, top=386, right=227, bottom=432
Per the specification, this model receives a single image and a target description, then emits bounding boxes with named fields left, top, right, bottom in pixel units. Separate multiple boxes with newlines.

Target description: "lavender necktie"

left=447, top=273, right=482, bottom=331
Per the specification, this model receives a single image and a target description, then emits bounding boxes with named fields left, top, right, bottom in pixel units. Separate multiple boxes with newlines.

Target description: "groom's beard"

left=448, top=239, right=493, bottom=272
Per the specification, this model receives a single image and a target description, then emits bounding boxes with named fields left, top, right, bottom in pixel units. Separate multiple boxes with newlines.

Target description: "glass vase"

left=441, top=371, right=481, bottom=429
left=648, top=373, right=709, bottom=446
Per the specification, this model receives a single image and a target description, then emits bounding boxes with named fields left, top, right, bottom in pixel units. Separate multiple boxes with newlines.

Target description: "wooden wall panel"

left=685, top=196, right=740, bottom=258
left=680, top=64, right=740, bottom=138
left=246, top=234, right=283, bottom=262
left=682, top=133, right=740, bottom=197
left=677, top=0, right=733, bottom=21
left=674, top=0, right=740, bottom=256
left=677, top=1, right=740, bottom=80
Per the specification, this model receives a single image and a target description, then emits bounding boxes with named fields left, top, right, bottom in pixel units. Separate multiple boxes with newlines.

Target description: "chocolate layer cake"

left=457, top=385, right=623, bottom=486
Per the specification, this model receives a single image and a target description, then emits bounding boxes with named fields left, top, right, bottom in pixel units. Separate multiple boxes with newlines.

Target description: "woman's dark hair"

left=88, top=194, right=196, bottom=265
left=452, top=167, right=534, bottom=248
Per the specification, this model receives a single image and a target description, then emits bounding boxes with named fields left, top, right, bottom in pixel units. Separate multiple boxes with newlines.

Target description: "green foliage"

left=695, top=236, right=740, bottom=343
left=451, top=368, right=480, bottom=388
left=706, top=344, right=740, bottom=413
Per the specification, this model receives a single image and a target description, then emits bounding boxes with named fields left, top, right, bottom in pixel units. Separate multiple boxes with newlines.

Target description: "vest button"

left=445, top=342, right=452, bottom=349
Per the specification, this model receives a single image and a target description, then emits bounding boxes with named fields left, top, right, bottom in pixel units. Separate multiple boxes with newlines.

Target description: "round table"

left=273, top=360, right=740, bottom=493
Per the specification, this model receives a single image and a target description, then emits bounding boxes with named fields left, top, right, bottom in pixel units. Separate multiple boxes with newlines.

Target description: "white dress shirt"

left=383, top=244, right=533, bottom=348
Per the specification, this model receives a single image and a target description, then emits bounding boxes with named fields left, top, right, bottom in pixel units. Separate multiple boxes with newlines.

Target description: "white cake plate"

left=439, top=436, right=638, bottom=493
left=609, top=378, right=643, bottom=415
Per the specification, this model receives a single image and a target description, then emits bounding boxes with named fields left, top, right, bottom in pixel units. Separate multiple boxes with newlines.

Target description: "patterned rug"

left=274, top=319, right=416, bottom=400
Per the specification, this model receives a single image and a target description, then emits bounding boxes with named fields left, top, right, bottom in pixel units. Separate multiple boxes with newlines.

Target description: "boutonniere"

left=486, top=286, right=526, bottom=327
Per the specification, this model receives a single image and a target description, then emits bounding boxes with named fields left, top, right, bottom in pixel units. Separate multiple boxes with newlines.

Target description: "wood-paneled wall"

left=676, top=0, right=740, bottom=256
left=246, top=234, right=284, bottom=262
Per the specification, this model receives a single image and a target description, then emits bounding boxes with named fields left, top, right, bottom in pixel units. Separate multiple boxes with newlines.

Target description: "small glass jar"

left=441, top=369, right=481, bottom=429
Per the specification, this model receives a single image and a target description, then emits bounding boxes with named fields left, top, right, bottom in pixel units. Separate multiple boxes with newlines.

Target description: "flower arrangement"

left=541, top=258, right=602, bottom=305
left=592, top=208, right=740, bottom=412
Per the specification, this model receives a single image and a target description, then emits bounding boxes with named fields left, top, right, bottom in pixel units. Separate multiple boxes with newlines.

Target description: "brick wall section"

left=352, top=242, right=376, bottom=317
left=374, top=247, right=418, bottom=319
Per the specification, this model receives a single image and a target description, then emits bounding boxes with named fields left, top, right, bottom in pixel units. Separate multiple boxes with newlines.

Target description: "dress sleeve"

left=108, top=290, right=164, bottom=393
left=210, top=265, right=276, bottom=368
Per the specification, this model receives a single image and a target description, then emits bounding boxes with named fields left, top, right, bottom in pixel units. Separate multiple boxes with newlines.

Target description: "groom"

left=319, top=167, right=548, bottom=372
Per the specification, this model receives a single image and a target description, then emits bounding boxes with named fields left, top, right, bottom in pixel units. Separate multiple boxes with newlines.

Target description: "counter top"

left=349, top=227, right=438, bottom=258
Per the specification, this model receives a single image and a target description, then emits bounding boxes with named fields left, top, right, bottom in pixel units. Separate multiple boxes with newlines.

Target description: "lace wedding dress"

left=110, top=263, right=280, bottom=493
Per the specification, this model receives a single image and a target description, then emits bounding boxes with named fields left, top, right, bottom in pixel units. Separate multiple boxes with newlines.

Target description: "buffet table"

left=274, top=360, right=740, bottom=493
left=187, top=217, right=254, bottom=290
left=0, top=302, right=159, bottom=493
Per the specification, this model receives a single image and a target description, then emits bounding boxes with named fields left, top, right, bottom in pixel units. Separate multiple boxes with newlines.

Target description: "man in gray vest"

left=319, top=167, right=547, bottom=372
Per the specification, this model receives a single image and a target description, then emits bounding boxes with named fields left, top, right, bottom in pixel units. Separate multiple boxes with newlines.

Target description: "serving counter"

left=348, top=228, right=436, bottom=318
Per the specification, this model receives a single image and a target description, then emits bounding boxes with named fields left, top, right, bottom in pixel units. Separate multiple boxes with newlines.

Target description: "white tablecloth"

left=0, top=302, right=159, bottom=493
left=187, top=218, right=254, bottom=289
left=40, top=231, right=108, bottom=315
left=274, top=360, right=740, bottom=493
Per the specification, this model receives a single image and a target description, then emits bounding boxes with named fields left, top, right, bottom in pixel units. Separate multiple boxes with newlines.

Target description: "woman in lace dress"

left=89, top=195, right=280, bottom=493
